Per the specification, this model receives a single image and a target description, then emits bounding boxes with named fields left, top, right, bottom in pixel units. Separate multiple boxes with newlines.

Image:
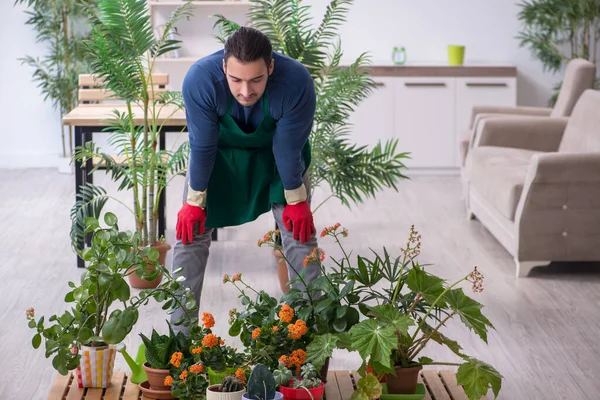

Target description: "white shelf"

left=149, top=1, right=250, bottom=6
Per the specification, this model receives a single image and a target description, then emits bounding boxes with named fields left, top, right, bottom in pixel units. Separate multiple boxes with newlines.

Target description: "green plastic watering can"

left=116, top=342, right=148, bottom=384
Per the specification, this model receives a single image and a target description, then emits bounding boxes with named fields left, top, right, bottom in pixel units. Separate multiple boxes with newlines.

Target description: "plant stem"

left=311, top=194, right=335, bottom=215
left=409, top=273, right=470, bottom=344
left=407, top=311, right=456, bottom=360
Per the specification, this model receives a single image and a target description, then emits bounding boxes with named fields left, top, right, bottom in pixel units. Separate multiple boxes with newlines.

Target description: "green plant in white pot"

left=207, top=375, right=246, bottom=400
left=26, top=213, right=198, bottom=388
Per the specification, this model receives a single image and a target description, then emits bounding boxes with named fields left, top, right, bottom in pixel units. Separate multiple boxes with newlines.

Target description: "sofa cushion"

left=466, top=147, right=543, bottom=221
left=459, top=129, right=470, bottom=166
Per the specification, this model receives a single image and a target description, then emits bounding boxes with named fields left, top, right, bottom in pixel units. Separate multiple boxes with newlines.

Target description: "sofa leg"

left=515, top=260, right=551, bottom=277
left=466, top=209, right=475, bottom=220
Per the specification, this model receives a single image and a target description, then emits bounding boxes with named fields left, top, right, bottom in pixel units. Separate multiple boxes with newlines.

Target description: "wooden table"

left=47, top=369, right=487, bottom=400
left=63, top=104, right=192, bottom=268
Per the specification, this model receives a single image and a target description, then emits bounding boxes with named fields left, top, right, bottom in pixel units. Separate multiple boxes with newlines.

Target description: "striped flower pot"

left=76, top=345, right=117, bottom=388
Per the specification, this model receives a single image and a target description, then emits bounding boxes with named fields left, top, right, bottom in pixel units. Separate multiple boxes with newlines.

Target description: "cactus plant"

left=220, top=375, right=245, bottom=392
left=247, top=364, right=276, bottom=400
left=140, top=320, right=189, bottom=369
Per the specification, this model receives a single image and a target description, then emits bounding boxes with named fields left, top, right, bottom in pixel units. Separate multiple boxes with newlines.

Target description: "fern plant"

left=517, top=0, right=600, bottom=105
left=213, top=0, right=410, bottom=211
left=69, top=0, right=194, bottom=250
left=14, top=0, right=96, bottom=158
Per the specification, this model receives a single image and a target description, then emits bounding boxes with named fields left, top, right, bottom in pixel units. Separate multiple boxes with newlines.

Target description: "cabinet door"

left=347, top=77, right=396, bottom=149
left=455, top=77, right=517, bottom=137
left=394, top=77, right=456, bottom=168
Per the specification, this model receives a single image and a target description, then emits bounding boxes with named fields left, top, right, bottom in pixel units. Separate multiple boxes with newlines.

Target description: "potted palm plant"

left=26, top=213, right=198, bottom=388
left=69, top=0, right=194, bottom=288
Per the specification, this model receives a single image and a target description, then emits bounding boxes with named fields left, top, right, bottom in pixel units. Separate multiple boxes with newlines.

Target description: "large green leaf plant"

left=336, top=224, right=503, bottom=400
left=213, top=0, right=410, bottom=212
left=70, top=0, right=194, bottom=250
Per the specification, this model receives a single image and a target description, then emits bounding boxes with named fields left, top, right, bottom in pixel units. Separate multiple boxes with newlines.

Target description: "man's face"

left=223, top=56, right=274, bottom=107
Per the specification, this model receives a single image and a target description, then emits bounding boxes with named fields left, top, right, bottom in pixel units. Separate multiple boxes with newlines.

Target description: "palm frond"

left=69, top=183, right=109, bottom=252
left=212, top=14, right=242, bottom=45
left=151, top=2, right=195, bottom=58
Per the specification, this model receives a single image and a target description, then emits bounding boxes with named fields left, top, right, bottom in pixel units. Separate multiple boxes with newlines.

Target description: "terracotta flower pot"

left=128, top=241, right=171, bottom=289
left=139, top=380, right=175, bottom=400
left=143, top=363, right=171, bottom=391
left=384, top=365, right=423, bottom=394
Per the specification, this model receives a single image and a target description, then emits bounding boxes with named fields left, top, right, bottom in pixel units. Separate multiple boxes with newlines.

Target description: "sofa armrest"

left=469, top=106, right=553, bottom=128
left=528, top=152, right=600, bottom=183
left=474, top=116, right=568, bottom=152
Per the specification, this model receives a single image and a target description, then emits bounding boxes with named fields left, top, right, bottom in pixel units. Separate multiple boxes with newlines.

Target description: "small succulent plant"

left=220, top=375, right=244, bottom=392
left=247, top=364, right=276, bottom=400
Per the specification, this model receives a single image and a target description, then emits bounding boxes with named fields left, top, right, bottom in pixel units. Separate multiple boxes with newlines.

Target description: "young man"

left=170, top=27, right=320, bottom=332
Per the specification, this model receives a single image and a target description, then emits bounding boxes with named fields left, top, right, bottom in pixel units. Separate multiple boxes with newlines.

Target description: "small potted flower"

left=274, top=362, right=324, bottom=400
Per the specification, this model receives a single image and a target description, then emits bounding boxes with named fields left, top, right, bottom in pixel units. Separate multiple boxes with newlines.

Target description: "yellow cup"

left=447, top=45, right=465, bottom=65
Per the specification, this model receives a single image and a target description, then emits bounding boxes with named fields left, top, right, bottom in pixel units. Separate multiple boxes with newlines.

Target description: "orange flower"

left=170, top=352, right=183, bottom=368
left=279, top=304, right=294, bottom=323
left=189, top=364, right=204, bottom=374
left=223, top=274, right=230, bottom=283
left=252, top=328, right=261, bottom=339
left=191, top=346, right=203, bottom=355
left=320, top=223, right=342, bottom=237
left=179, top=370, right=188, bottom=381
left=220, top=339, right=225, bottom=345
left=258, top=230, right=279, bottom=246
left=272, top=326, right=279, bottom=332
left=202, top=333, right=219, bottom=348
left=202, top=312, right=215, bottom=329
left=288, top=319, right=308, bottom=340
left=278, top=355, right=288, bottom=364
left=236, top=368, right=246, bottom=384
left=164, top=375, right=173, bottom=386
left=232, top=273, right=242, bottom=282
left=303, top=248, right=325, bottom=267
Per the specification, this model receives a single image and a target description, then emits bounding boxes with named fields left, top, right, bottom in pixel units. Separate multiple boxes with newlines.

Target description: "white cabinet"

left=455, top=77, right=517, bottom=140
left=348, top=74, right=517, bottom=170
left=347, top=77, right=396, bottom=149
left=395, top=78, right=456, bottom=168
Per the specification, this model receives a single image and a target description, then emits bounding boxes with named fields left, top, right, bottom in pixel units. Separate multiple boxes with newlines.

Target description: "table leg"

left=158, top=129, right=167, bottom=239
left=74, top=126, right=85, bottom=269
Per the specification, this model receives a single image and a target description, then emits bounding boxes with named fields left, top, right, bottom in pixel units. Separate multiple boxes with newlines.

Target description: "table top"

left=62, top=104, right=186, bottom=127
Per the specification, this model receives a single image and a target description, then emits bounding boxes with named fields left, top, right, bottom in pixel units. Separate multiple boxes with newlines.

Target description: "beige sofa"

left=464, top=89, right=600, bottom=277
left=459, top=58, right=597, bottom=167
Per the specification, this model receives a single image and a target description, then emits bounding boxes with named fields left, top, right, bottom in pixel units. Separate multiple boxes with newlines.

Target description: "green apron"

left=204, top=94, right=311, bottom=229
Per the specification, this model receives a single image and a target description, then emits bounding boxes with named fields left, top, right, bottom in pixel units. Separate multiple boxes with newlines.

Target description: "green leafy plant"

left=14, top=0, right=95, bottom=158
left=249, top=227, right=361, bottom=374
left=517, top=0, right=600, bottom=104
left=350, top=374, right=382, bottom=400
left=25, top=213, right=198, bottom=376
left=212, top=0, right=410, bottom=211
left=140, top=320, right=190, bottom=370
left=247, top=364, right=277, bottom=400
left=329, top=224, right=503, bottom=400
left=69, top=0, right=194, bottom=250
left=224, top=274, right=311, bottom=371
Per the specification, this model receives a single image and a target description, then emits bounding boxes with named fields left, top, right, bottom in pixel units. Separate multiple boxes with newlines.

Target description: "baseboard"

left=0, top=153, right=59, bottom=169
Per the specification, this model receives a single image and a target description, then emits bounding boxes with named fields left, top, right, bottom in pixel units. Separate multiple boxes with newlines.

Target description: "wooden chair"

left=77, top=73, right=169, bottom=105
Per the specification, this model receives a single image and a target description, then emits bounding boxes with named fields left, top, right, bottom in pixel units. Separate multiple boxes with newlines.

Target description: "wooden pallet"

left=327, top=370, right=489, bottom=400
left=48, top=372, right=140, bottom=400
left=48, top=370, right=487, bottom=400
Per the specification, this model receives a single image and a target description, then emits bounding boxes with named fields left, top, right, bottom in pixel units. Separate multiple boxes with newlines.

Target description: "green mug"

left=447, top=45, right=465, bottom=65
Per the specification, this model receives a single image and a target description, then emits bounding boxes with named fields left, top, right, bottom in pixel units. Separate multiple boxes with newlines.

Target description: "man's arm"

left=272, top=71, right=316, bottom=205
left=182, top=66, right=220, bottom=207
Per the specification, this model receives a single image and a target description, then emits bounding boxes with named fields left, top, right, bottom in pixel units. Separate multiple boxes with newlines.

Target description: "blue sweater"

left=182, top=49, right=316, bottom=193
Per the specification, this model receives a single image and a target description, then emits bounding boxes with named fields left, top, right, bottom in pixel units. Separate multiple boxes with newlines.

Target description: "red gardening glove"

left=282, top=201, right=316, bottom=243
left=176, top=202, right=206, bottom=245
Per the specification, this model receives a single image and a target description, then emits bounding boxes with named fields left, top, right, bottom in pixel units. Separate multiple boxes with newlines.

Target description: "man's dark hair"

left=224, top=27, right=273, bottom=67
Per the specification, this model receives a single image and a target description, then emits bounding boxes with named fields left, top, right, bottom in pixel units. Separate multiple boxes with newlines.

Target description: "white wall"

left=0, top=0, right=567, bottom=169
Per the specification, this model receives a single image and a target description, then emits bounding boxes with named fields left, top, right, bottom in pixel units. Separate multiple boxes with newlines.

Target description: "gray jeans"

left=170, top=173, right=319, bottom=334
